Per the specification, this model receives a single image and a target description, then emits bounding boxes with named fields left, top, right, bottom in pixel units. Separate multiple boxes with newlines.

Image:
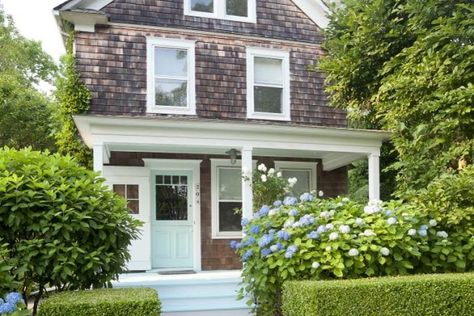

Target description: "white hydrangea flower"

left=277, top=171, right=282, bottom=178
left=387, top=217, right=397, bottom=225
left=312, top=262, right=320, bottom=269
left=292, top=221, right=303, bottom=228
left=318, top=190, right=324, bottom=197
left=380, top=247, right=390, bottom=256
left=342, top=197, right=350, bottom=203
left=339, top=225, right=351, bottom=234
left=429, top=219, right=438, bottom=227
left=348, top=248, right=359, bottom=257
left=407, top=229, right=417, bottom=236
left=268, top=209, right=278, bottom=216
left=288, top=177, right=298, bottom=187
left=364, top=199, right=383, bottom=214
left=326, top=223, right=334, bottom=230
left=268, top=168, right=275, bottom=176
left=258, top=163, right=267, bottom=172
left=329, top=232, right=339, bottom=240
left=261, top=174, right=267, bottom=182
left=436, top=231, right=448, bottom=239
left=329, top=210, right=336, bottom=217
left=363, top=229, right=376, bottom=237
left=355, top=218, right=365, bottom=226
left=320, top=211, right=330, bottom=219
left=284, top=219, right=295, bottom=228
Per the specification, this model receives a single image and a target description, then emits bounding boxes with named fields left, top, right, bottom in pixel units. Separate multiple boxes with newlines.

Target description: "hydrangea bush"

left=231, top=195, right=470, bottom=315
left=0, top=292, right=29, bottom=316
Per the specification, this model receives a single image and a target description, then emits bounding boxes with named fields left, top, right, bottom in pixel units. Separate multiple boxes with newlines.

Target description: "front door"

left=152, top=171, right=194, bottom=269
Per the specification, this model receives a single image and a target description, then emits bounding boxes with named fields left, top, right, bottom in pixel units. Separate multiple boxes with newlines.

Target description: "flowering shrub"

left=0, top=292, right=29, bottom=316
left=231, top=196, right=470, bottom=315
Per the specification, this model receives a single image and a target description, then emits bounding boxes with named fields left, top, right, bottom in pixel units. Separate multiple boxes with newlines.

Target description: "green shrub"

left=38, top=288, right=160, bottom=316
left=0, top=147, right=142, bottom=313
left=231, top=196, right=471, bottom=315
left=282, top=273, right=474, bottom=316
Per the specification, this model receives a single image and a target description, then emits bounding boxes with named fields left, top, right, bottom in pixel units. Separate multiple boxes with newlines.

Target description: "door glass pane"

left=254, top=86, right=282, bottom=113
left=155, top=47, right=188, bottom=77
left=282, top=169, right=311, bottom=196
left=156, top=175, right=189, bottom=220
left=219, top=202, right=242, bottom=231
left=219, top=168, right=242, bottom=200
left=226, top=0, right=248, bottom=17
left=155, top=79, right=187, bottom=107
left=191, top=0, right=213, bottom=12
left=254, top=57, right=283, bottom=85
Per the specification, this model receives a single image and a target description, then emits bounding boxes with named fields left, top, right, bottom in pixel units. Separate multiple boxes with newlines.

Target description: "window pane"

left=155, top=80, right=187, bottom=107
left=156, top=185, right=188, bottom=220
left=226, top=0, right=248, bottom=17
left=128, top=200, right=139, bottom=214
left=155, top=47, right=188, bottom=77
left=282, top=169, right=311, bottom=196
left=191, top=0, right=213, bottom=13
left=113, top=184, right=126, bottom=197
left=254, top=57, right=283, bottom=85
left=219, top=168, right=242, bottom=200
left=127, top=184, right=139, bottom=199
left=254, top=86, right=282, bottom=113
left=219, top=202, right=242, bottom=232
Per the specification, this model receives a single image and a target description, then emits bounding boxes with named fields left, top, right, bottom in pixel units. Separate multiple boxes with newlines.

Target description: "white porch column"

left=368, top=152, right=380, bottom=201
left=93, top=144, right=104, bottom=174
left=241, top=147, right=254, bottom=221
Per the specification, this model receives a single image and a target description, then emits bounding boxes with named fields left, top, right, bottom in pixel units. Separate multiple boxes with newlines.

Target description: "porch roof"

left=74, top=115, right=390, bottom=171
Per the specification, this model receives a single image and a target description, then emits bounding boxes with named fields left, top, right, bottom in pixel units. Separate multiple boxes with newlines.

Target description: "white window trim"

left=211, top=158, right=256, bottom=239
left=275, top=161, right=318, bottom=193
left=184, top=0, right=257, bottom=23
left=146, top=37, right=196, bottom=115
left=246, top=47, right=291, bottom=121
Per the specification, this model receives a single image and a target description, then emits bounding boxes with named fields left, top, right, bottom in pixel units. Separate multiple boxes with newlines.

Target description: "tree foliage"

left=0, top=10, right=57, bottom=150
left=54, top=32, right=92, bottom=168
left=320, top=0, right=474, bottom=196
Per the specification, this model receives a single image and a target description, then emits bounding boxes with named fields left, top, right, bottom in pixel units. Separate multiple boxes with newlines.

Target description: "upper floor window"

left=146, top=38, right=196, bottom=115
left=246, top=48, right=291, bottom=121
left=184, top=0, right=256, bottom=23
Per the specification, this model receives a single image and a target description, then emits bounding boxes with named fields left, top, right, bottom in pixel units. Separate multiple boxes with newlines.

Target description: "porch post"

left=241, top=147, right=254, bottom=221
left=368, top=152, right=380, bottom=201
left=93, top=144, right=104, bottom=174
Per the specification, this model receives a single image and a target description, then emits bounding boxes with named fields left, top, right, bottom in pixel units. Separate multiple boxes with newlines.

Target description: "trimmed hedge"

left=282, top=273, right=474, bottom=316
left=38, top=288, right=160, bottom=316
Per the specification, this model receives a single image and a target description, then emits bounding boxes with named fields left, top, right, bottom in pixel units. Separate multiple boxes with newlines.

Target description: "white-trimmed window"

left=184, top=0, right=256, bottom=23
left=246, top=48, right=291, bottom=121
left=275, top=161, right=317, bottom=196
left=146, top=38, right=196, bottom=115
left=211, top=159, right=244, bottom=239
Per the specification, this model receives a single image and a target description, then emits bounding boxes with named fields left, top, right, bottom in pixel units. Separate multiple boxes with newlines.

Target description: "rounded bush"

left=0, top=147, right=141, bottom=298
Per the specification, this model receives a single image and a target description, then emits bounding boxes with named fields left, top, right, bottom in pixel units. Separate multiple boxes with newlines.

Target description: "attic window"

left=184, top=0, right=256, bottom=23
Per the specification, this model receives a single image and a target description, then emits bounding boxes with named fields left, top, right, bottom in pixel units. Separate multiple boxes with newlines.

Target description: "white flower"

left=387, top=217, right=397, bottom=225
left=261, top=174, right=267, bottom=182
left=329, top=232, right=339, bottom=240
left=339, top=225, right=351, bottom=234
left=363, top=229, right=376, bottom=237
left=277, top=171, right=282, bottom=177
left=318, top=190, right=324, bottom=197
left=326, top=223, right=334, bottom=230
left=288, top=177, right=298, bottom=187
left=429, top=219, right=438, bottom=227
left=258, top=163, right=267, bottom=172
left=320, top=211, right=331, bottom=219
left=270, top=245, right=279, bottom=252
left=355, top=218, right=365, bottom=226
left=364, top=200, right=383, bottom=214
left=329, top=210, right=336, bottom=217
left=284, top=219, right=295, bottom=228
left=342, top=197, right=350, bottom=203
left=268, top=209, right=278, bottom=216
left=348, top=248, right=359, bottom=257
left=436, top=231, right=448, bottom=239
left=268, top=168, right=275, bottom=176
left=312, top=262, right=320, bottom=269
left=292, top=222, right=303, bottom=228
left=407, top=229, right=417, bottom=236
left=380, top=247, right=390, bottom=256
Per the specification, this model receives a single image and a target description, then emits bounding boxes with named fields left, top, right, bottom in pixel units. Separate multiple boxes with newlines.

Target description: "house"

left=53, top=0, right=389, bottom=274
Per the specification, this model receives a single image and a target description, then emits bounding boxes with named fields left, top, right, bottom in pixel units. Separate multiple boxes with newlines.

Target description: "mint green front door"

left=152, top=171, right=194, bottom=269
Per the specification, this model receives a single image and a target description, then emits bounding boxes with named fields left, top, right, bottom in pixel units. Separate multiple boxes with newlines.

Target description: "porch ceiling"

left=74, top=115, right=390, bottom=171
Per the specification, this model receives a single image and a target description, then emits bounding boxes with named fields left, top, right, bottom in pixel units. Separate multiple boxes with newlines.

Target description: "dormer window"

left=184, top=0, right=256, bottom=23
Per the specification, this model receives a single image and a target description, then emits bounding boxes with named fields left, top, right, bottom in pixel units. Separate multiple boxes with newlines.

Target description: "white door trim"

left=144, top=159, right=202, bottom=271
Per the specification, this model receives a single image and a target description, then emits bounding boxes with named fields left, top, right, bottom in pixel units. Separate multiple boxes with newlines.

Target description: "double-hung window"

left=184, top=0, right=256, bottom=23
left=275, top=161, right=317, bottom=196
left=147, top=38, right=196, bottom=115
left=246, top=48, right=291, bottom=121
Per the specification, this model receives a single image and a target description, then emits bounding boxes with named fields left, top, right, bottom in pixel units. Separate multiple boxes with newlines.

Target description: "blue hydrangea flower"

left=283, top=196, right=298, bottom=206
left=316, top=224, right=328, bottom=234
left=420, top=225, right=428, bottom=231
left=242, top=236, right=256, bottom=247
left=273, top=200, right=283, bottom=207
left=418, top=229, right=428, bottom=237
left=300, top=192, right=314, bottom=202
left=284, top=245, right=298, bottom=258
left=5, top=292, right=22, bottom=305
left=385, top=210, right=394, bottom=216
left=250, top=225, right=260, bottom=234
left=241, top=218, right=250, bottom=227
left=288, top=209, right=298, bottom=216
left=387, top=217, right=397, bottom=225
left=258, top=234, right=274, bottom=247
left=298, top=214, right=315, bottom=226
left=261, top=248, right=272, bottom=257
left=277, top=230, right=291, bottom=241
left=307, top=231, right=320, bottom=239
left=242, top=249, right=253, bottom=262
left=259, top=205, right=270, bottom=216
left=270, top=243, right=284, bottom=252
left=0, top=301, right=16, bottom=314
left=229, top=240, right=241, bottom=250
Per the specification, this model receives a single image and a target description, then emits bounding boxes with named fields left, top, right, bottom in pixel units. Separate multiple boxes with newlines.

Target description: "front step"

left=113, top=271, right=251, bottom=315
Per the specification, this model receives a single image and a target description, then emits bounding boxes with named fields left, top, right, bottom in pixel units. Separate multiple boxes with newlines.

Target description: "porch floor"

left=113, top=270, right=251, bottom=316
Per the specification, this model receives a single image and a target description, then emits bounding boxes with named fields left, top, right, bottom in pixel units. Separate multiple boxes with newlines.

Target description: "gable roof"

left=53, top=0, right=330, bottom=29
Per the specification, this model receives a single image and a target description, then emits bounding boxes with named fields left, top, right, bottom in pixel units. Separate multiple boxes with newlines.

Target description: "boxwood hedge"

left=282, top=273, right=474, bottom=316
left=38, top=288, right=160, bottom=316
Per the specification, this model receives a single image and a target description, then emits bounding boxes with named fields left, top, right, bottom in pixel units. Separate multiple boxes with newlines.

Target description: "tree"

left=0, top=147, right=142, bottom=315
left=0, top=10, right=57, bottom=151
left=54, top=32, right=92, bottom=168
left=320, top=0, right=473, bottom=197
